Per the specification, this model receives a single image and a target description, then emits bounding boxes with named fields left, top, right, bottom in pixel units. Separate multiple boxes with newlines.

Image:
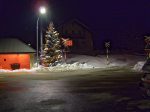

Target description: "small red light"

left=66, top=40, right=73, bottom=46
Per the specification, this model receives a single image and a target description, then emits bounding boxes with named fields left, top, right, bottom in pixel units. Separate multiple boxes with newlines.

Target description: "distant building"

left=0, top=38, right=36, bottom=70
left=58, top=19, right=93, bottom=54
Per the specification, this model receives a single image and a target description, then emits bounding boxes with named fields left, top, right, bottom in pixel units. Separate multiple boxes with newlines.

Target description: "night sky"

left=0, top=0, right=150, bottom=52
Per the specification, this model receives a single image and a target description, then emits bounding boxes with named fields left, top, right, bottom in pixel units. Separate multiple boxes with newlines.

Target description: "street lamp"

left=37, top=6, right=46, bottom=67
left=40, top=6, right=46, bottom=14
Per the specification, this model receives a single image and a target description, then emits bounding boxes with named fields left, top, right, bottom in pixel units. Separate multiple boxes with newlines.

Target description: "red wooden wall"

left=0, top=54, right=30, bottom=70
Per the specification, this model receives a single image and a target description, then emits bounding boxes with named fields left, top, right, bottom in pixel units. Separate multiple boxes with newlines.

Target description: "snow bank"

left=0, top=69, right=34, bottom=73
left=65, top=55, right=128, bottom=68
left=32, top=62, right=94, bottom=72
left=0, top=62, right=94, bottom=73
left=66, top=54, right=145, bottom=68
left=0, top=54, right=146, bottom=73
left=133, top=61, right=145, bottom=72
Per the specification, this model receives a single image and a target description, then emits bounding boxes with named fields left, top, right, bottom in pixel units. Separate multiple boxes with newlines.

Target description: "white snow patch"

left=33, top=62, right=94, bottom=72
left=133, top=61, right=145, bottom=72
left=65, top=54, right=128, bottom=68
left=0, top=69, right=34, bottom=73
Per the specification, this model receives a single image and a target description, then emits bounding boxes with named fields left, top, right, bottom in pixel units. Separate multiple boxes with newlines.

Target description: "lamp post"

left=36, top=6, right=46, bottom=67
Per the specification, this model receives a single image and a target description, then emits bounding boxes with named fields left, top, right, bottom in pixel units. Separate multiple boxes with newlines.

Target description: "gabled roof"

left=0, top=38, right=36, bottom=53
left=70, top=19, right=91, bottom=31
left=57, top=19, right=92, bottom=33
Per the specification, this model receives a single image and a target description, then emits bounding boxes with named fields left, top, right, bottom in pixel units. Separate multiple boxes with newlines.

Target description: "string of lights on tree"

left=41, top=23, right=63, bottom=67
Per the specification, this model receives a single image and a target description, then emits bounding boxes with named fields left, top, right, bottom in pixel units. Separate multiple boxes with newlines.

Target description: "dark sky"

left=0, top=0, right=150, bottom=51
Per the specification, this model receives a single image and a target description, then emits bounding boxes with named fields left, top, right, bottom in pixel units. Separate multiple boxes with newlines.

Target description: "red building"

left=0, top=38, right=36, bottom=70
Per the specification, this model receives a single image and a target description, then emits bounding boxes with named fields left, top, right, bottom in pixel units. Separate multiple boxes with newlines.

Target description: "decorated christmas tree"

left=41, top=23, right=62, bottom=67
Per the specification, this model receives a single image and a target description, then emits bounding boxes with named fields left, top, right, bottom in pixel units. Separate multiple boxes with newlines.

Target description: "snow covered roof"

left=0, top=38, right=36, bottom=53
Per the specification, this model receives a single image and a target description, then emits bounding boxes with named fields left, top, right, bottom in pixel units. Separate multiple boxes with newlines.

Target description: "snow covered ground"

left=0, top=54, right=146, bottom=73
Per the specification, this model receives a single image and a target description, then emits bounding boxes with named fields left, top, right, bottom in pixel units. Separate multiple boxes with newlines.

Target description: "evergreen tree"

left=41, top=23, right=62, bottom=67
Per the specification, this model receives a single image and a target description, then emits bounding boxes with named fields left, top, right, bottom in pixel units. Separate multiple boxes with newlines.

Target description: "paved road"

left=0, top=68, right=149, bottom=112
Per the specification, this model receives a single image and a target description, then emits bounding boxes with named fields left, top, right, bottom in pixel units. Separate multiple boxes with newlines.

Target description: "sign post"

left=62, top=38, right=73, bottom=61
left=105, top=42, right=110, bottom=65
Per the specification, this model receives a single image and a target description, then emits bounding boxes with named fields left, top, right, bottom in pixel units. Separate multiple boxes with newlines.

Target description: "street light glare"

left=39, top=7, right=46, bottom=14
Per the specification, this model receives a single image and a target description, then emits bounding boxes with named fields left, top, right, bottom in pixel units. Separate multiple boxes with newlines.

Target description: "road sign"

left=66, top=40, right=73, bottom=46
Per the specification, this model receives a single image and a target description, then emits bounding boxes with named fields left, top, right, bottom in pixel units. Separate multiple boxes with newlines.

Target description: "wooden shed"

left=0, top=38, right=36, bottom=70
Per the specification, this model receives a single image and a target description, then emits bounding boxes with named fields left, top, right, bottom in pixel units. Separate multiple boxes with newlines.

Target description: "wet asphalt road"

left=0, top=68, right=149, bottom=112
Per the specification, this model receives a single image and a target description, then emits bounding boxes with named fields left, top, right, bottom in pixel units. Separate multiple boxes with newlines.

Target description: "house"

left=0, top=38, right=36, bottom=70
left=58, top=19, right=93, bottom=54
